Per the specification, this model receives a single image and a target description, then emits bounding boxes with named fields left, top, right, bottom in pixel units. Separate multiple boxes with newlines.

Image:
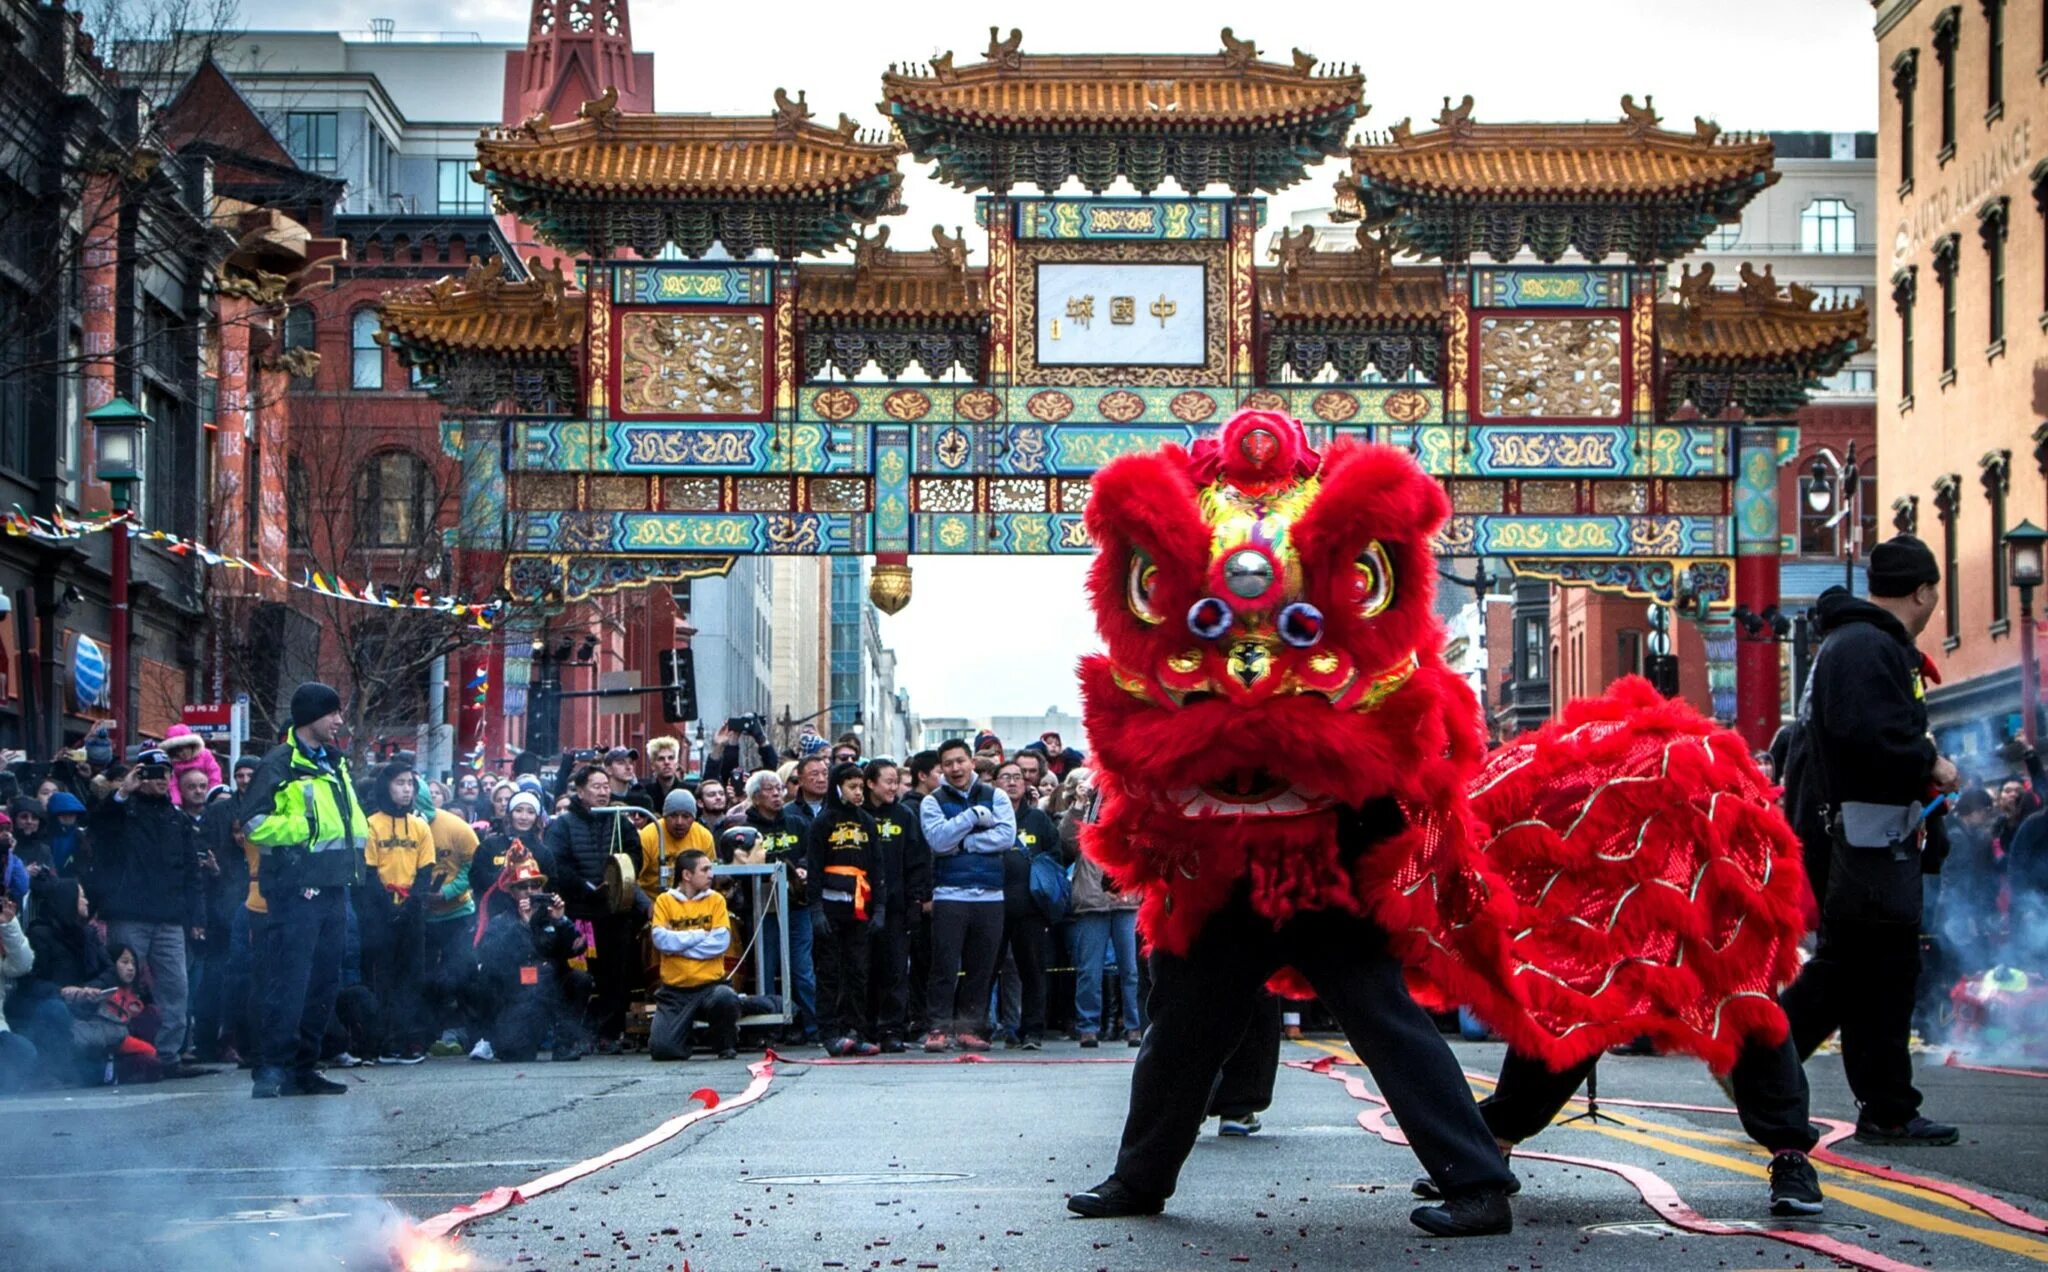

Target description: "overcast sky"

left=239, top=1, right=1879, bottom=720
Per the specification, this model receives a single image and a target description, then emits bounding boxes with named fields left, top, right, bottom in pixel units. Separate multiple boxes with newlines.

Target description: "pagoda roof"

left=474, top=88, right=904, bottom=258
left=1257, top=227, right=1447, bottom=328
left=882, top=28, right=1363, bottom=195
left=1660, top=262, right=1868, bottom=416
left=797, top=226, right=987, bottom=325
left=1340, top=95, right=1777, bottom=262
left=1660, top=263, right=1868, bottom=366
left=377, top=257, right=582, bottom=362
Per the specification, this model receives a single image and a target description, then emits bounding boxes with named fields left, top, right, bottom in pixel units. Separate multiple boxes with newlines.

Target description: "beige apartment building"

left=1876, top=0, right=2047, bottom=771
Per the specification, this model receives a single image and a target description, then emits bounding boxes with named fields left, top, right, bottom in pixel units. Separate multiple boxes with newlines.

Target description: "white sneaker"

left=332, top=1051, right=365, bottom=1069
left=468, top=1039, right=497, bottom=1062
left=1219, top=1112, right=1263, bottom=1137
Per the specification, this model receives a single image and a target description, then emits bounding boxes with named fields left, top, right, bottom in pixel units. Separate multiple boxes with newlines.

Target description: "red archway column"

left=1733, top=423, right=1782, bottom=750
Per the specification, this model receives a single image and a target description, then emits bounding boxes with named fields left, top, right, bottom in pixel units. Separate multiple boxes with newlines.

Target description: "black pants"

left=258, top=887, right=346, bottom=1078
left=1113, top=893, right=1514, bottom=1201
left=925, top=901, right=1004, bottom=1038
left=1479, top=1033, right=1817, bottom=1152
left=650, top=982, right=741, bottom=1059
left=359, top=908, right=427, bottom=1055
left=583, top=911, right=639, bottom=1043
left=867, top=906, right=910, bottom=1040
left=485, top=967, right=592, bottom=1060
left=907, top=903, right=932, bottom=1034
left=815, top=905, right=873, bottom=1042
left=1780, top=918, right=1923, bottom=1126
left=999, top=911, right=1050, bottom=1041
left=1209, top=991, right=1283, bottom=1119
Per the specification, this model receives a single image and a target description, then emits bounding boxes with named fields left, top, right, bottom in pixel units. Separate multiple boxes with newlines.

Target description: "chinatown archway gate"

left=379, top=32, right=1866, bottom=755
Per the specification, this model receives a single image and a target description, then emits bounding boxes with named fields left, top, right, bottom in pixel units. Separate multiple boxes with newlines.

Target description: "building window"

left=1891, top=265, right=1918, bottom=399
left=1800, top=199, right=1859, bottom=253
left=1893, top=48, right=1919, bottom=189
left=1516, top=615, right=1548, bottom=682
left=1818, top=366, right=1877, bottom=395
left=1980, top=196, right=2009, bottom=346
left=1703, top=224, right=1741, bottom=250
left=2034, top=161, right=2048, bottom=313
left=284, top=305, right=316, bottom=350
left=0, top=283, right=27, bottom=473
left=1983, top=450, right=2012, bottom=628
left=1933, top=233, right=1960, bottom=378
left=1615, top=629, right=1644, bottom=679
left=1808, top=285, right=1866, bottom=308
left=1986, top=0, right=2005, bottom=113
left=438, top=160, right=486, bottom=214
left=284, top=111, right=338, bottom=173
left=1933, top=7, right=1961, bottom=157
left=350, top=308, right=383, bottom=390
left=356, top=450, right=433, bottom=549
left=1933, top=474, right=1963, bottom=646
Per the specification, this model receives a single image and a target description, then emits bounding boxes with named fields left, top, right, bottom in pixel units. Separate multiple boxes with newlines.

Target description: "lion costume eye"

left=1354, top=541, right=1395, bottom=618
left=1126, top=549, right=1163, bottom=625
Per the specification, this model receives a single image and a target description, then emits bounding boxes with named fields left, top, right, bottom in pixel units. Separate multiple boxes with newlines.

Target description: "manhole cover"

left=1583, top=1219, right=1871, bottom=1237
left=746, top=1172, right=972, bottom=1186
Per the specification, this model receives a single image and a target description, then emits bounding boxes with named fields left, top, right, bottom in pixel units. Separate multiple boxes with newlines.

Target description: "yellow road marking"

left=1290, top=1040, right=2048, bottom=1263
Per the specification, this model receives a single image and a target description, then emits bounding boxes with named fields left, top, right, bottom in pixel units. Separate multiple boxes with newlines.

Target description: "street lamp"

left=1805, top=444, right=1862, bottom=592
left=88, top=396, right=148, bottom=760
left=2005, top=519, right=2047, bottom=746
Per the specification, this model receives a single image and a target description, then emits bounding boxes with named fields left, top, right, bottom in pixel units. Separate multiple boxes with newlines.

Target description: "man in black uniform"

left=1779, top=535, right=1962, bottom=1145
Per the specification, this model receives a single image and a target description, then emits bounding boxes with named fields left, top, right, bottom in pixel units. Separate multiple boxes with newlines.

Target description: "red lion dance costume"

left=1068, top=408, right=1809, bottom=1234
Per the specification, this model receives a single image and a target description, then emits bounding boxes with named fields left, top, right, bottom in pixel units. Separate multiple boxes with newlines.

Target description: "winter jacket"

left=244, top=734, right=368, bottom=892
left=921, top=780, right=1013, bottom=899
left=541, top=798, right=634, bottom=921
left=162, top=726, right=224, bottom=807
left=0, top=911, right=30, bottom=1033
left=806, top=792, right=878, bottom=919
left=25, top=878, right=109, bottom=990
left=1782, top=588, right=1943, bottom=926
left=1064, top=807, right=1138, bottom=914
left=746, top=804, right=813, bottom=909
left=87, top=790, right=202, bottom=928
left=868, top=799, right=930, bottom=912
left=43, top=790, right=87, bottom=875
left=474, top=827, right=551, bottom=901
left=1002, top=805, right=1064, bottom=918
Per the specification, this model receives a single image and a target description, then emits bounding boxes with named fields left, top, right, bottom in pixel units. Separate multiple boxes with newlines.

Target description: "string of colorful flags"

left=3, top=506, right=504, bottom=629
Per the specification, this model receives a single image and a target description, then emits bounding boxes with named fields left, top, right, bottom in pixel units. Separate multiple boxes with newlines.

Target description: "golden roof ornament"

left=1219, top=27, right=1260, bottom=71
left=576, top=85, right=620, bottom=130
left=773, top=87, right=814, bottom=135
left=985, top=27, right=1024, bottom=71
left=1434, top=94, right=1476, bottom=136
left=1619, top=93, right=1661, bottom=136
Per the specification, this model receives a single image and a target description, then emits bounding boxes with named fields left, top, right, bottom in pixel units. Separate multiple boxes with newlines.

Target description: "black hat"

left=1868, top=534, right=1941, bottom=598
left=290, top=682, right=343, bottom=729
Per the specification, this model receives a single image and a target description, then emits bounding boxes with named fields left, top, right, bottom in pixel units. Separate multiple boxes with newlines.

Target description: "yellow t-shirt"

left=364, top=811, right=436, bottom=905
left=426, top=808, right=480, bottom=918
left=649, top=887, right=733, bottom=988
left=638, top=819, right=715, bottom=899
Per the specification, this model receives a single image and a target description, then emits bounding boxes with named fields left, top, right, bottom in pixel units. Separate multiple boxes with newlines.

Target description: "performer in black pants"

left=1069, top=883, right=1516, bottom=1235
left=1411, top=1033, right=1823, bottom=1214
left=1208, top=990, right=1282, bottom=1133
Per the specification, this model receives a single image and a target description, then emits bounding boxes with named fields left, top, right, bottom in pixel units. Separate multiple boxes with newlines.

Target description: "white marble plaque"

left=1034, top=262, right=1207, bottom=366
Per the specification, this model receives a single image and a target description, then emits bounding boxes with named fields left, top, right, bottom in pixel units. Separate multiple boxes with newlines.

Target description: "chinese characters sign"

left=1034, top=263, right=1206, bottom=367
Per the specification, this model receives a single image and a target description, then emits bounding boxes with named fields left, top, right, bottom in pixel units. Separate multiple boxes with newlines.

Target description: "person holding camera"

left=1779, top=536, right=1963, bottom=1146
left=704, top=717, right=779, bottom=790
left=474, top=850, right=590, bottom=1062
left=86, top=748, right=203, bottom=1072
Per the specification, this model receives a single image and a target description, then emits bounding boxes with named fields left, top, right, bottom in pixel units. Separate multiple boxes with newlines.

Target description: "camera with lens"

left=725, top=713, right=767, bottom=738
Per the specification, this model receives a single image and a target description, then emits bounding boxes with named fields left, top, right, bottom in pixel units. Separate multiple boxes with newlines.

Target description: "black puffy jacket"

left=87, top=791, right=202, bottom=928
left=542, top=798, right=632, bottom=920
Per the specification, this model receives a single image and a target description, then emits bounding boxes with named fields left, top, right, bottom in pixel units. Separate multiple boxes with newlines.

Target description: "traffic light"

left=1645, top=653, right=1681, bottom=698
left=657, top=647, right=697, bottom=724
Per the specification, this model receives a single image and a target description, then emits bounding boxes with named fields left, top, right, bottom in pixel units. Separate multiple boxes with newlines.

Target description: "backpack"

left=1028, top=851, right=1073, bottom=924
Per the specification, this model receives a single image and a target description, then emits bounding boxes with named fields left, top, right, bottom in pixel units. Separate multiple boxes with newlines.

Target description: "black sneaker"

left=1409, top=1189, right=1512, bottom=1237
left=717, top=1047, right=739, bottom=1060
left=1412, top=1171, right=1521, bottom=1200
left=880, top=1037, right=907, bottom=1054
left=286, top=1070, right=347, bottom=1096
left=1066, top=1176, right=1166, bottom=1218
left=1768, top=1150, right=1824, bottom=1216
left=1854, top=1116, right=1959, bottom=1146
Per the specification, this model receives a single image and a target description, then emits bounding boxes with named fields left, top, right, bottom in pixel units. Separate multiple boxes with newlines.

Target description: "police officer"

left=243, top=682, right=369, bottom=1099
left=1780, top=535, right=1963, bottom=1145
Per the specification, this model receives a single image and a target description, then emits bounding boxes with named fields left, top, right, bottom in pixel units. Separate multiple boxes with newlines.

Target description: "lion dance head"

left=1079, top=408, right=1495, bottom=961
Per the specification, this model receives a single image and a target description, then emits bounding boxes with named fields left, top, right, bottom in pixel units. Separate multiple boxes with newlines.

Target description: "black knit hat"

left=1867, top=534, right=1941, bottom=598
left=290, top=681, right=343, bottom=728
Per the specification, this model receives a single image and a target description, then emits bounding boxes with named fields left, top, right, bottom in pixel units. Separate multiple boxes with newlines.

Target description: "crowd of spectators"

left=0, top=704, right=1142, bottom=1093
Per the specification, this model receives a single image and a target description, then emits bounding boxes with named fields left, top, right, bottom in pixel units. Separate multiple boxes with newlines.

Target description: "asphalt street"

left=7, top=1036, right=2048, bottom=1271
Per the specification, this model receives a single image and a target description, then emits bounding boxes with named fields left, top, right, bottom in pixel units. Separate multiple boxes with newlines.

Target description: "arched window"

left=287, top=456, right=311, bottom=549
left=356, top=450, right=433, bottom=548
left=284, top=305, right=316, bottom=350
left=350, top=308, right=383, bottom=390
left=1800, top=199, right=1858, bottom=253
